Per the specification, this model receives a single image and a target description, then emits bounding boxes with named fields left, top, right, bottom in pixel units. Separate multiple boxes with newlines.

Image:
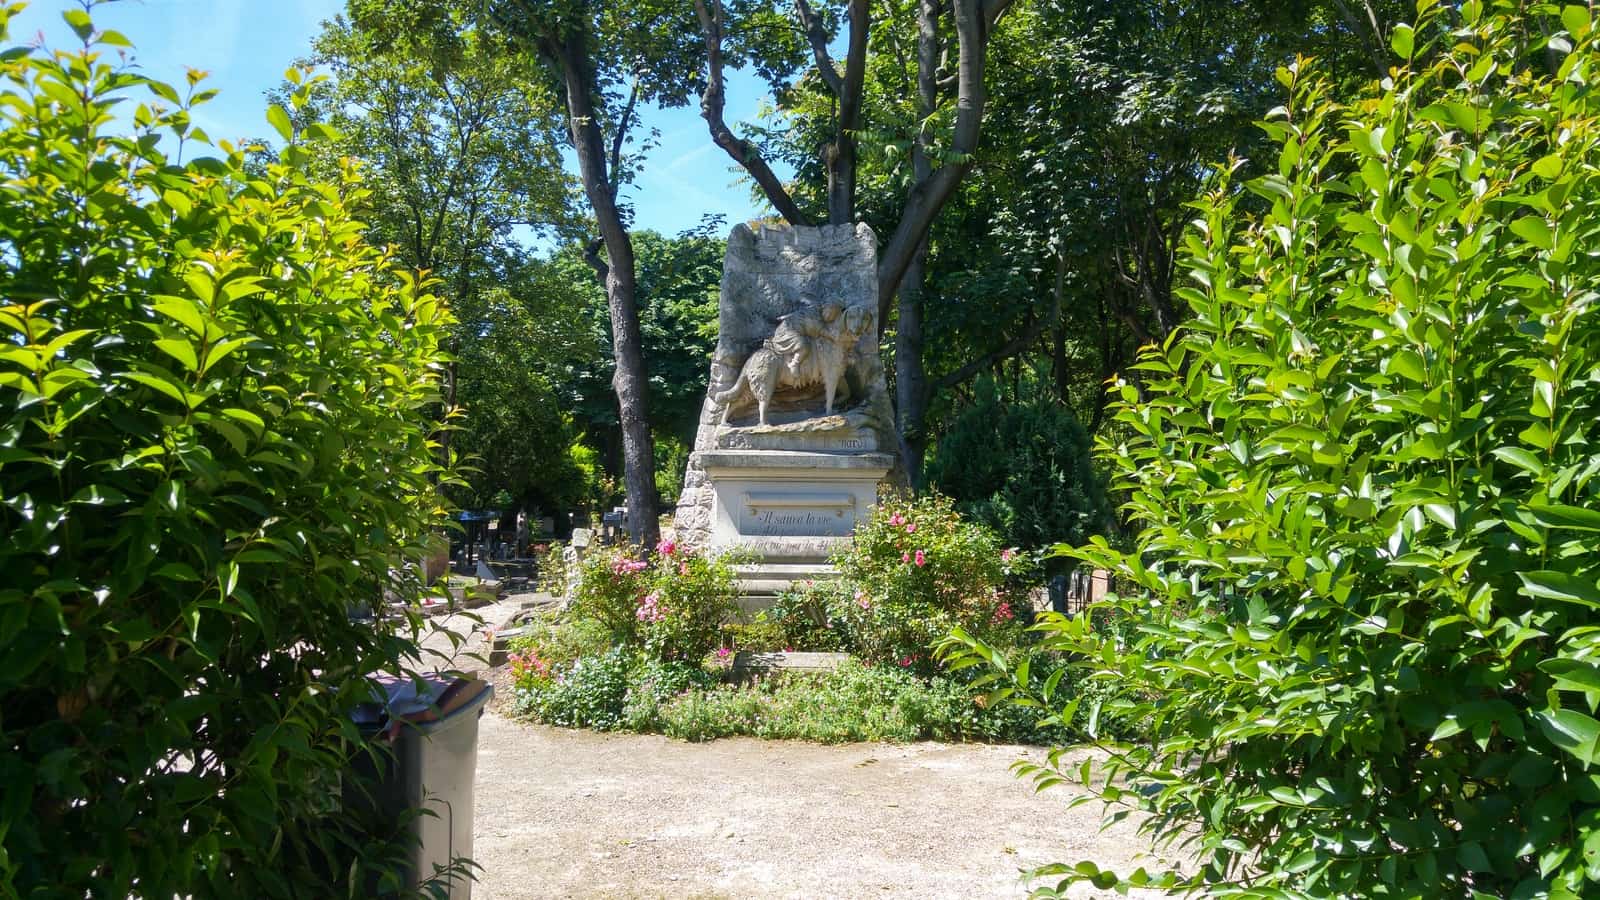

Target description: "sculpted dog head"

left=842, top=305, right=872, bottom=339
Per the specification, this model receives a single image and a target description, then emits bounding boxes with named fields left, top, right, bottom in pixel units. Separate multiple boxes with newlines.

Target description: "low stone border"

left=730, top=650, right=850, bottom=679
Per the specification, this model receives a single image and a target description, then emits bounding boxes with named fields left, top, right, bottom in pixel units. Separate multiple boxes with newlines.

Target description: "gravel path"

left=414, top=594, right=1174, bottom=897
left=470, top=714, right=1171, bottom=899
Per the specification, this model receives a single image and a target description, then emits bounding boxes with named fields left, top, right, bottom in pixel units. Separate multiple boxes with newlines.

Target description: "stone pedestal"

left=700, top=450, right=893, bottom=601
left=674, top=223, right=901, bottom=603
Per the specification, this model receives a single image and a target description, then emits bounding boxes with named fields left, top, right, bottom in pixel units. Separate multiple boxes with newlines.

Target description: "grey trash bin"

left=353, top=674, right=494, bottom=898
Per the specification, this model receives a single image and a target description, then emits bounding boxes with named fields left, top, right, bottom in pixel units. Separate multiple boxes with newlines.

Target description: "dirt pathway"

left=470, top=712, right=1170, bottom=899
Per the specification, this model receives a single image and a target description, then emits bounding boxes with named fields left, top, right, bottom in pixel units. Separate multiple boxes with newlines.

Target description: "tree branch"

left=695, top=0, right=811, bottom=225
left=825, top=0, right=869, bottom=223
left=1329, top=0, right=1389, bottom=78
left=606, top=80, right=639, bottom=198
left=933, top=314, right=1047, bottom=392
left=583, top=236, right=608, bottom=284
left=878, top=0, right=1009, bottom=317
left=794, top=0, right=844, bottom=96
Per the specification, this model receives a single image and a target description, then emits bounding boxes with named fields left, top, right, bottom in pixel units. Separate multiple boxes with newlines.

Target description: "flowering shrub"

left=621, top=658, right=717, bottom=731
left=567, top=547, right=653, bottom=644
left=638, top=542, right=740, bottom=662
left=568, top=541, right=739, bottom=662
left=831, top=494, right=1032, bottom=671
left=533, top=540, right=568, bottom=595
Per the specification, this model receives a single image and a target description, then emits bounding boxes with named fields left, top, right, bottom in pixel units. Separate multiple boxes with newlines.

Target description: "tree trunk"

left=895, top=239, right=931, bottom=485
left=1051, top=251, right=1067, bottom=402
left=893, top=0, right=940, bottom=486
left=550, top=32, right=660, bottom=549
left=876, top=0, right=1014, bottom=319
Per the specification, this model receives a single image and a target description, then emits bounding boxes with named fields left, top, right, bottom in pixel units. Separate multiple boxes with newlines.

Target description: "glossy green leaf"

left=1534, top=708, right=1600, bottom=765
left=1519, top=571, right=1600, bottom=608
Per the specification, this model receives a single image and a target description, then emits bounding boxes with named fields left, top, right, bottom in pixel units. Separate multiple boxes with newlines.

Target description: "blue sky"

left=9, top=0, right=781, bottom=240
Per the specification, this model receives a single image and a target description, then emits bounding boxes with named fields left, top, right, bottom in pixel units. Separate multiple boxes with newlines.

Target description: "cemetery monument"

left=674, top=223, right=900, bottom=600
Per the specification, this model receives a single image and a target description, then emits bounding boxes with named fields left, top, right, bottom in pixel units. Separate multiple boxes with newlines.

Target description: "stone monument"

left=674, top=223, right=899, bottom=601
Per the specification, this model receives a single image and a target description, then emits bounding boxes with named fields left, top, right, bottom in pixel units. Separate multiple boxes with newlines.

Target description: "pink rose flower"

left=635, top=592, right=666, bottom=623
left=888, top=513, right=905, bottom=526
left=716, top=647, right=731, bottom=660
left=1001, top=548, right=1015, bottom=562
left=902, top=552, right=911, bottom=563
left=914, top=549, right=926, bottom=567
left=905, top=522, right=917, bottom=533
left=656, top=539, right=677, bottom=556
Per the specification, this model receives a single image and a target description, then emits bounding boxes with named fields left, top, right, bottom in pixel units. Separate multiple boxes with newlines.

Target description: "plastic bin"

left=351, top=674, right=494, bottom=898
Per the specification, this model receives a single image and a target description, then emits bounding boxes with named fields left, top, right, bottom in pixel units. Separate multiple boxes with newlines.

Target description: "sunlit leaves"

left=945, top=2, right=1600, bottom=896
left=0, top=10, right=455, bottom=896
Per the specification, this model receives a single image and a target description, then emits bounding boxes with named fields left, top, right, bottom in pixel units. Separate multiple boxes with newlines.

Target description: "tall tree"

left=692, top=0, right=1016, bottom=481
left=351, top=0, right=709, bottom=546
left=292, top=10, right=584, bottom=506
left=486, top=1, right=717, bottom=548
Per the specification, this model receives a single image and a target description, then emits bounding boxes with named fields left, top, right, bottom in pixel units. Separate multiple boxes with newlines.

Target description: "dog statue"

left=714, top=301, right=873, bottom=426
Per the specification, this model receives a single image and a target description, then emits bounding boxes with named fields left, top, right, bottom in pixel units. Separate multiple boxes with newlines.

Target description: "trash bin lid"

left=354, top=673, right=489, bottom=728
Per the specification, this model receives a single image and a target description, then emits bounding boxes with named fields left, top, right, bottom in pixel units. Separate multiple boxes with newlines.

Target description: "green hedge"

left=0, top=10, right=451, bottom=896
left=949, top=2, right=1600, bottom=896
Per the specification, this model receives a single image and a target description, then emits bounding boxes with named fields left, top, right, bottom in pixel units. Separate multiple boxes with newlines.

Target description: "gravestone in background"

left=674, top=223, right=900, bottom=602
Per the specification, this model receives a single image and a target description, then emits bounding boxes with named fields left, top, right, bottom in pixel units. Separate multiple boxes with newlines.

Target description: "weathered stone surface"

left=673, top=224, right=901, bottom=589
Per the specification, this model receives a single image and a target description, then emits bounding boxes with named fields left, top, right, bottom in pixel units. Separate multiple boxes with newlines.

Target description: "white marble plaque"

left=739, top=491, right=856, bottom=537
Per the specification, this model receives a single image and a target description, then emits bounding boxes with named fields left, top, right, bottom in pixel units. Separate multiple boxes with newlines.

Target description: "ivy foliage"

left=946, top=2, right=1600, bottom=896
left=0, top=7, right=452, bottom=895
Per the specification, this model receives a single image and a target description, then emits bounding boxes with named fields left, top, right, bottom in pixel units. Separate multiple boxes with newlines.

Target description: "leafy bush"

left=568, top=542, right=739, bottom=662
left=532, top=540, right=569, bottom=595
left=515, top=647, right=634, bottom=730
left=0, top=11, right=450, bottom=896
left=651, top=660, right=1067, bottom=744
left=926, top=379, right=1111, bottom=554
left=621, top=657, right=717, bottom=731
left=766, top=581, right=850, bottom=651
left=724, top=582, right=850, bottom=652
left=950, top=5, right=1600, bottom=895
left=505, top=613, right=610, bottom=671
left=831, top=495, right=1031, bottom=671
left=568, top=547, right=653, bottom=645
left=640, top=541, right=740, bottom=662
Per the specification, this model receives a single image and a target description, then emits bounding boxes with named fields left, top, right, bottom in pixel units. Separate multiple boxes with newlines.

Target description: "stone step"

left=734, top=563, right=838, bottom=611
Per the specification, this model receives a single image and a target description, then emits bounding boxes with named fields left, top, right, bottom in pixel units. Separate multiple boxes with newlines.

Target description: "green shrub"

left=506, top=613, right=610, bottom=671
left=532, top=539, right=568, bottom=595
left=721, top=618, right=788, bottom=652
left=949, top=4, right=1600, bottom=895
left=832, top=495, right=1030, bottom=672
left=724, top=582, right=850, bottom=653
left=767, top=581, right=850, bottom=651
left=568, top=547, right=653, bottom=645
left=926, top=379, right=1111, bottom=555
left=658, top=682, right=770, bottom=742
left=621, top=657, right=717, bottom=731
left=515, top=647, right=633, bottom=730
left=640, top=541, right=739, bottom=662
left=655, top=660, right=1064, bottom=745
left=0, top=12, right=451, bottom=896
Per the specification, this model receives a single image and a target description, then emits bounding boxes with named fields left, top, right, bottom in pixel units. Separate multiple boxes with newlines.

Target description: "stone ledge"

left=730, top=651, right=850, bottom=678
left=698, top=450, right=896, bottom=471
